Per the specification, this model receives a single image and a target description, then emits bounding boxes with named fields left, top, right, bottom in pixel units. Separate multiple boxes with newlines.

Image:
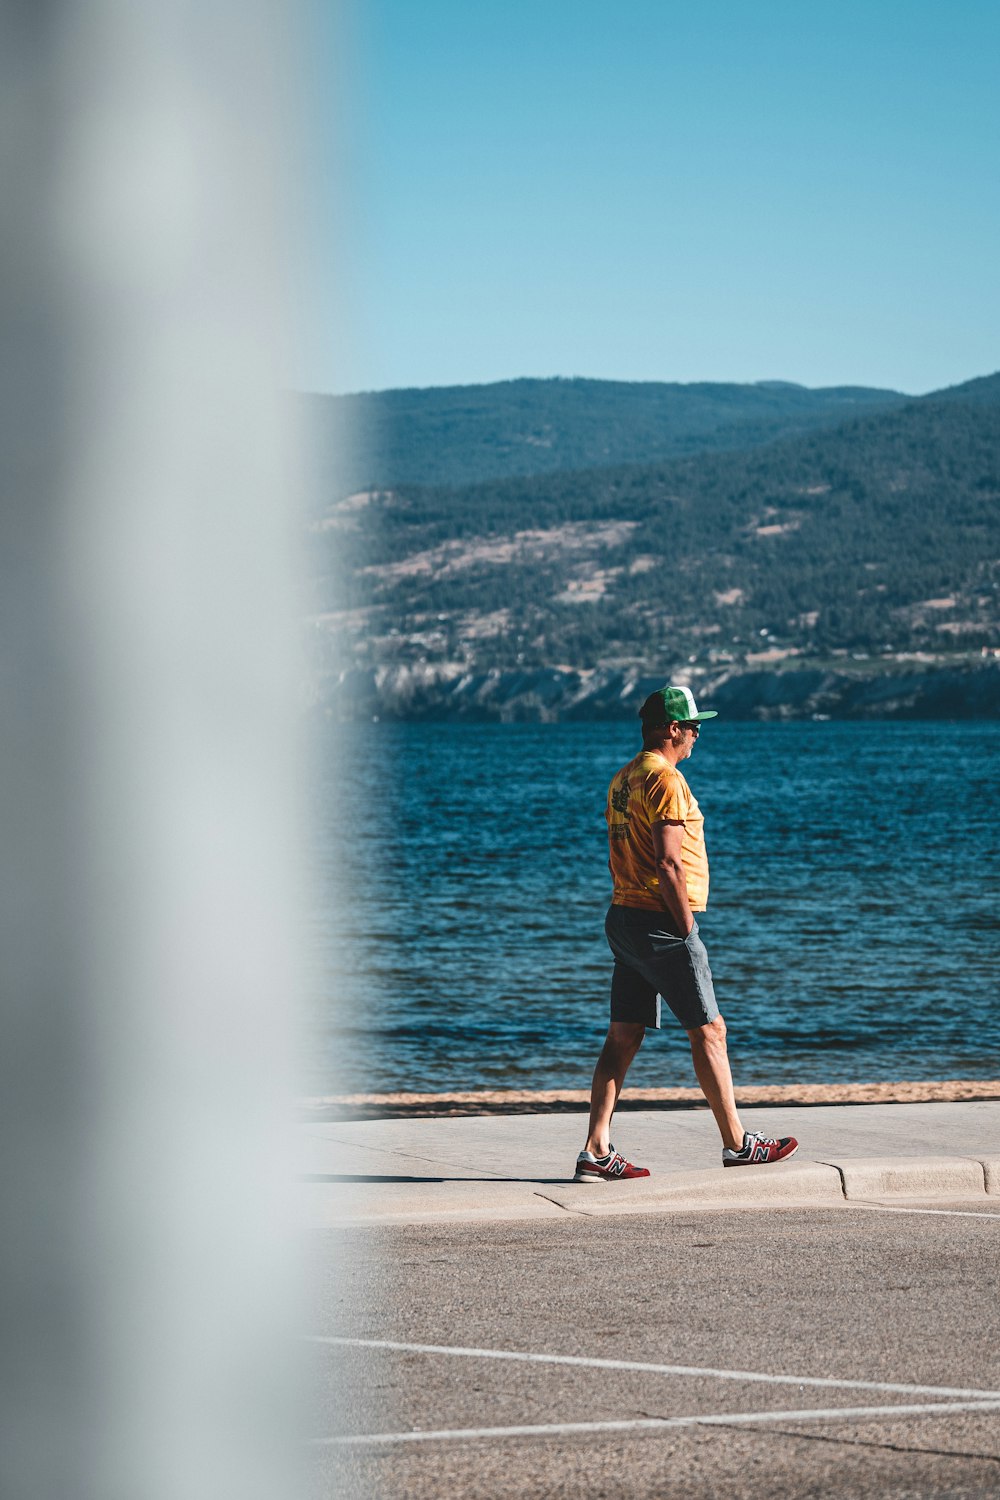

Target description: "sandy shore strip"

left=300, top=1079, right=1000, bottom=1121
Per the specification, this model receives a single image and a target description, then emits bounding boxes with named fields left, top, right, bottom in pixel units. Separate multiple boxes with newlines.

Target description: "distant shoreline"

left=301, top=1079, right=1000, bottom=1121
left=317, top=659, right=1000, bottom=724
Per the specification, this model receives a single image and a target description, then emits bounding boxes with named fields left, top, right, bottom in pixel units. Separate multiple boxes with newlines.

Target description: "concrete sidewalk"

left=299, top=1100, right=1000, bottom=1226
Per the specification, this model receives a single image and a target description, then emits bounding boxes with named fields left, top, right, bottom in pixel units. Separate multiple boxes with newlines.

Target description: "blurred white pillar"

left=1, top=3, right=311, bottom=1496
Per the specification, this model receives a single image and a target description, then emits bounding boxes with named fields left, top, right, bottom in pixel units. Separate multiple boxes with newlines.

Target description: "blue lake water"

left=308, top=721, right=1000, bottom=1094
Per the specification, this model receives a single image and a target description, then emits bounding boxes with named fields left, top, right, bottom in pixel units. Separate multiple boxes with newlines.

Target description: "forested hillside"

left=307, top=376, right=906, bottom=492
left=308, top=373, right=999, bottom=713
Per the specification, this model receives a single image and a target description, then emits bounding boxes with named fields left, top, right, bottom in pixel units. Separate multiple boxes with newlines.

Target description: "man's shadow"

left=300, top=1173, right=576, bottom=1185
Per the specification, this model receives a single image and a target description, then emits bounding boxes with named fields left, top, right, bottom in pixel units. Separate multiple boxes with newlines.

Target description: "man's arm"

left=652, top=819, right=694, bottom=936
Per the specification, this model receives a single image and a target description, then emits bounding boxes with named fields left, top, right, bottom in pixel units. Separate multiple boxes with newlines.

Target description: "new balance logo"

left=723, top=1132, right=797, bottom=1168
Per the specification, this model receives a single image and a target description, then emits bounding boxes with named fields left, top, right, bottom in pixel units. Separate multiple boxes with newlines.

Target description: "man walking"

left=575, top=684, right=798, bottom=1182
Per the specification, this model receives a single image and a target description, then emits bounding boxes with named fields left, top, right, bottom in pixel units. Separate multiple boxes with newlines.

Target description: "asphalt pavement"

left=302, top=1101, right=1000, bottom=1497
left=307, top=1201, right=1000, bottom=1499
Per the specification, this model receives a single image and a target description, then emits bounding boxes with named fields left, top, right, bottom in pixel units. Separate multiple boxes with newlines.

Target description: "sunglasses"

left=677, top=721, right=701, bottom=734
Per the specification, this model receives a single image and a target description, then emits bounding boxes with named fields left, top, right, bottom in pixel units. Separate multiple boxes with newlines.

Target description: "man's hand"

left=652, top=820, right=694, bottom=936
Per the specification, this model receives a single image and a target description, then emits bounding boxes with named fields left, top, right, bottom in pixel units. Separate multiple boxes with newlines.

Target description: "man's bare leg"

left=687, top=1016, right=744, bottom=1151
left=584, top=1021, right=645, bottom=1157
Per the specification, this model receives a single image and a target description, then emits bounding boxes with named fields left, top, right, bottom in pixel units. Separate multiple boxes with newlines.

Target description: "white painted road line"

left=312, top=1337, right=1000, bottom=1400
left=850, top=1203, right=1000, bottom=1221
left=313, top=1398, right=1000, bottom=1447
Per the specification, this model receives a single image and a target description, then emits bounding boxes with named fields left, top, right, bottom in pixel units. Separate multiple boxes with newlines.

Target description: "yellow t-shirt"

left=606, top=750, right=709, bottom=912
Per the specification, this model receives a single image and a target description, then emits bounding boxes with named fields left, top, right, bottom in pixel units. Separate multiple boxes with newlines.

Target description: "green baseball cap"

left=638, top=684, right=719, bottom=726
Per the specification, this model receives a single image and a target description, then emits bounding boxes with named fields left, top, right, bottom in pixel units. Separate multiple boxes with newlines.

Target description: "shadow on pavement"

left=299, top=1173, right=577, bottom=1185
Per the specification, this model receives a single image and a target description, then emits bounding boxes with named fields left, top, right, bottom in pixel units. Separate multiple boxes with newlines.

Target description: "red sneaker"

left=723, top=1130, right=798, bottom=1167
left=574, top=1146, right=650, bottom=1183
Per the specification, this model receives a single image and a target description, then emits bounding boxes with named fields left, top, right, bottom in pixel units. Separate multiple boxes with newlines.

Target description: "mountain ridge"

left=305, top=374, right=910, bottom=493
left=307, top=369, right=1000, bottom=719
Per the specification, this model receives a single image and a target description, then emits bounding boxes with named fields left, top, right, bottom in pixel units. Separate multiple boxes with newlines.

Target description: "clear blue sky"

left=302, top=0, right=1000, bottom=396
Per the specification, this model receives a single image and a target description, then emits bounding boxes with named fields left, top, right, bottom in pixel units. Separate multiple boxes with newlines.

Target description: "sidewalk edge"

left=306, top=1153, right=1000, bottom=1227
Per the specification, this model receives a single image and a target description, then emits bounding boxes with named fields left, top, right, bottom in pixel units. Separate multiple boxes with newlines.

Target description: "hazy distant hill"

left=920, top=370, right=1000, bottom=407
left=306, top=376, right=907, bottom=494
left=307, top=371, right=1000, bottom=719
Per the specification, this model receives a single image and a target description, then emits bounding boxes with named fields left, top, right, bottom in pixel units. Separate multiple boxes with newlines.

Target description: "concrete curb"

left=977, top=1156, right=1000, bottom=1194
left=822, top=1155, right=989, bottom=1201
left=305, top=1181, right=569, bottom=1229
left=306, top=1154, right=1000, bottom=1228
left=542, top=1160, right=843, bottom=1216
left=303, top=1103, right=1000, bottom=1226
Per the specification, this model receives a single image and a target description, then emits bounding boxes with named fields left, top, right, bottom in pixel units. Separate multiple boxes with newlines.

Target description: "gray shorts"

left=605, top=904, right=720, bottom=1031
